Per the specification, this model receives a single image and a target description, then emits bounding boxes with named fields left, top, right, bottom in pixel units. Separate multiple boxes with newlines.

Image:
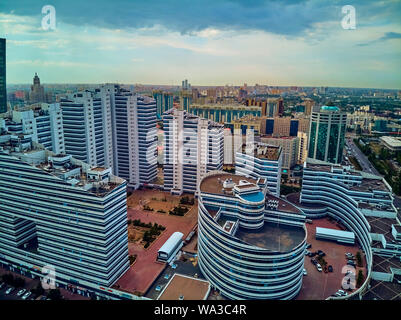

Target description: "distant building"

left=153, top=90, right=173, bottom=119
left=260, top=116, right=309, bottom=137
left=0, top=38, right=6, bottom=114
left=186, top=103, right=261, bottom=124
left=380, top=136, right=401, bottom=151
left=260, top=136, right=299, bottom=170
left=163, top=108, right=224, bottom=195
left=308, top=106, right=347, bottom=164
left=29, top=73, right=46, bottom=104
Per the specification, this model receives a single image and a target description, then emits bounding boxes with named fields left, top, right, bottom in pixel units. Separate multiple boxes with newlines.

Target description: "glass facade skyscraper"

left=308, top=106, right=347, bottom=164
left=0, top=38, right=6, bottom=114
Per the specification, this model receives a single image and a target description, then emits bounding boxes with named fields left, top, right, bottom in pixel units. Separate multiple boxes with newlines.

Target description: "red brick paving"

left=296, top=218, right=367, bottom=300
left=115, top=204, right=198, bottom=294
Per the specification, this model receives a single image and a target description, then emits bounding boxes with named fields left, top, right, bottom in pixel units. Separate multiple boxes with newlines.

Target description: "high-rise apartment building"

left=163, top=109, right=224, bottom=195
left=109, top=85, right=158, bottom=187
left=60, top=90, right=113, bottom=168
left=0, top=134, right=130, bottom=289
left=0, top=38, right=6, bottom=114
left=60, top=85, right=157, bottom=189
left=308, top=106, right=347, bottom=164
left=0, top=103, right=65, bottom=154
left=153, top=90, right=173, bottom=119
left=235, top=142, right=282, bottom=196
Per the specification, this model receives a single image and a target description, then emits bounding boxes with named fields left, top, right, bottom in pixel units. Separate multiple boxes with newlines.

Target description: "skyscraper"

left=60, top=84, right=158, bottom=189
left=308, top=106, right=347, bottom=164
left=163, top=108, right=224, bottom=195
left=109, top=84, right=158, bottom=187
left=0, top=38, right=6, bottom=114
left=60, top=90, right=113, bottom=168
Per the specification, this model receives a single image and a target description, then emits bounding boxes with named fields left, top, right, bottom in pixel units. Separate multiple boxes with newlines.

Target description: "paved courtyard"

left=296, top=217, right=367, bottom=300
left=115, top=191, right=198, bottom=295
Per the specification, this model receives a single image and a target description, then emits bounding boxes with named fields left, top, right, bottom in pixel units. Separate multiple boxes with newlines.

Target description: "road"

left=345, top=137, right=381, bottom=176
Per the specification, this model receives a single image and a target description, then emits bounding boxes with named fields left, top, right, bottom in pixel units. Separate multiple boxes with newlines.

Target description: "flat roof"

left=157, top=274, right=210, bottom=300
left=235, top=222, right=305, bottom=252
left=265, top=193, right=304, bottom=215
left=380, top=136, right=401, bottom=147
left=199, top=173, right=257, bottom=196
left=316, top=227, right=355, bottom=239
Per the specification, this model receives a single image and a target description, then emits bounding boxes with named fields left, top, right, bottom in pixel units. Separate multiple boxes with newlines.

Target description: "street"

left=345, top=137, right=381, bottom=176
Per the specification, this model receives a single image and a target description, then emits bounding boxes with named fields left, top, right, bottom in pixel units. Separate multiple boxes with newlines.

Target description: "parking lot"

left=0, top=267, right=89, bottom=300
left=296, top=217, right=367, bottom=300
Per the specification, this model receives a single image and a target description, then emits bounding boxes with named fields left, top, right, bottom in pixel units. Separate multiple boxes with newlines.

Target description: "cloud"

left=357, top=31, right=401, bottom=46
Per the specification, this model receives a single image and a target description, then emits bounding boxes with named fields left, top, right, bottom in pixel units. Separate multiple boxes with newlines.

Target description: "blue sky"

left=1, top=0, right=400, bottom=88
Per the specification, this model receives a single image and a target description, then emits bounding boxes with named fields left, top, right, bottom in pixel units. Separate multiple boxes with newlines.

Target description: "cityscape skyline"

left=1, top=1, right=401, bottom=89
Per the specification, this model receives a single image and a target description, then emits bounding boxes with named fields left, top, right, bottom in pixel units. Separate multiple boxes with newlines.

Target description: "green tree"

left=356, top=251, right=363, bottom=267
left=356, top=270, right=365, bottom=288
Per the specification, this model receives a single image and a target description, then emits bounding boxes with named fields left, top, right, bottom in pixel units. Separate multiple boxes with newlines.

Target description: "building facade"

left=0, top=134, right=130, bottom=290
left=60, top=85, right=158, bottom=189
left=308, top=106, right=347, bottom=164
left=0, top=38, right=6, bottom=114
left=163, top=109, right=224, bottom=195
left=198, top=172, right=306, bottom=299
left=235, top=143, right=282, bottom=196
left=288, top=158, right=401, bottom=299
left=0, top=103, right=65, bottom=154
left=260, top=136, right=299, bottom=171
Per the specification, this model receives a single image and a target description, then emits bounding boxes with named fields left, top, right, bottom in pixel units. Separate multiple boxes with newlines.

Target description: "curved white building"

left=198, top=171, right=307, bottom=300
left=288, top=158, right=401, bottom=299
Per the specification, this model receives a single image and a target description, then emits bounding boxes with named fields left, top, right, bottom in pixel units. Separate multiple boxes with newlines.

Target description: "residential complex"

left=0, top=133, right=130, bottom=291
left=308, top=106, right=347, bottom=164
left=0, top=103, right=65, bottom=154
left=60, top=84, right=158, bottom=189
left=198, top=172, right=306, bottom=299
left=235, top=142, right=282, bottom=196
left=163, top=109, right=224, bottom=194
left=287, top=158, right=401, bottom=299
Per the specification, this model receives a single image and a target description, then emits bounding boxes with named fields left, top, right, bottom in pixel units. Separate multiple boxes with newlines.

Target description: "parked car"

left=5, top=287, right=14, bottom=295
left=303, top=268, right=308, bottom=276
left=306, top=243, right=312, bottom=249
left=311, top=258, right=317, bottom=265
left=316, top=263, right=322, bottom=272
left=347, top=261, right=356, bottom=267
left=318, top=252, right=326, bottom=257
left=305, top=250, right=310, bottom=256
left=328, top=265, right=333, bottom=272
left=17, top=289, right=26, bottom=297
left=0, top=282, right=5, bottom=290
left=22, top=291, right=32, bottom=300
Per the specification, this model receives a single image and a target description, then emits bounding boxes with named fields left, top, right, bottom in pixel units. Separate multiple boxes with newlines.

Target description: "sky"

left=0, top=0, right=401, bottom=89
